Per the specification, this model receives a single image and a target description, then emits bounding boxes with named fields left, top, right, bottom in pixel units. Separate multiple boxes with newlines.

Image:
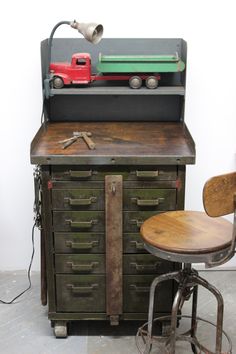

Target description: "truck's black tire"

left=129, top=76, right=142, bottom=89
left=53, top=76, right=64, bottom=89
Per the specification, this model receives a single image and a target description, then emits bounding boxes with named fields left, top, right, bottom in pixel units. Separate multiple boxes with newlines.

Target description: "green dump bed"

left=97, top=54, right=185, bottom=73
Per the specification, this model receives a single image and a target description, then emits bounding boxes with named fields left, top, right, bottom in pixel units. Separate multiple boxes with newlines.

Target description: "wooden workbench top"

left=30, top=121, right=195, bottom=165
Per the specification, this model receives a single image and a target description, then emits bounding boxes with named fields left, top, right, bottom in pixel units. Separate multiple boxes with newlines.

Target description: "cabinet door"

left=124, top=275, right=173, bottom=313
left=124, top=211, right=160, bottom=232
left=56, top=275, right=106, bottom=312
left=55, top=254, right=105, bottom=274
left=123, top=255, right=172, bottom=275
left=124, top=188, right=176, bottom=210
left=53, top=211, right=104, bottom=232
left=54, top=233, right=105, bottom=253
left=123, top=233, right=147, bottom=253
left=52, top=189, right=104, bottom=210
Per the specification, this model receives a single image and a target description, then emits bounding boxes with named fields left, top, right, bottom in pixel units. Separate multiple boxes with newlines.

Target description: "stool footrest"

left=136, top=315, right=232, bottom=354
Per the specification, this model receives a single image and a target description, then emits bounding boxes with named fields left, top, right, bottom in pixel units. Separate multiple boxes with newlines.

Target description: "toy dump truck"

left=50, top=52, right=185, bottom=89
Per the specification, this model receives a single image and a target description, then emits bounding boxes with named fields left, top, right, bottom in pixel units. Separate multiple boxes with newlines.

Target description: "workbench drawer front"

left=124, top=211, right=160, bottom=232
left=124, top=276, right=172, bottom=313
left=52, top=189, right=104, bottom=210
left=124, top=189, right=176, bottom=211
left=51, top=166, right=177, bottom=181
left=123, top=233, right=146, bottom=253
left=54, top=233, right=105, bottom=253
left=56, top=275, right=105, bottom=312
left=55, top=254, right=105, bottom=274
left=53, top=211, right=104, bottom=232
left=123, top=255, right=171, bottom=275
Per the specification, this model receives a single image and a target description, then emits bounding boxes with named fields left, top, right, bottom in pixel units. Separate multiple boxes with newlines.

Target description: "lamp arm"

left=47, top=20, right=72, bottom=78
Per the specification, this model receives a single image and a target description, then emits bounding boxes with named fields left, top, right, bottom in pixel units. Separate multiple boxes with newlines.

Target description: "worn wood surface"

left=30, top=121, right=195, bottom=165
left=140, top=211, right=232, bottom=254
left=203, top=172, right=236, bottom=217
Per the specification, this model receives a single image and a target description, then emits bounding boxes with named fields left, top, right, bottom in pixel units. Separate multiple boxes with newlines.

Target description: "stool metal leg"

left=192, top=274, right=224, bottom=354
left=145, top=271, right=179, bottom=354
left=191, top=285, right=198, bottom=354
left=136, top=267, right=231, bottom=354
left=168, top=280, right=187, bottom=354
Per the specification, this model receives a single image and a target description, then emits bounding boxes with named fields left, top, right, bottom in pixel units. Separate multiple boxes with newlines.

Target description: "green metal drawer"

left=53, top=211, right=104, bottom=232
left=54, top=233, right=105, bottom=253
left=56, top=275, right=105, bottom=312
left=51, top=189, right=104, bottom=210
left=124, top=211, right=160, bottom=232
left=123, top=233, right=147, bottom=253
left=55, top=254, right=105, bottom=274
left=123, top=255, right=172, bottom=275
left=123, top=275, right=172, bottom=313
left=123, top=188, right=176, bottom=210
left=51, top=165, right=177, bottom=181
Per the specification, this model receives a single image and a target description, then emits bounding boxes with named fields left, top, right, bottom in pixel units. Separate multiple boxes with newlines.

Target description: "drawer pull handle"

left=130, top=241, right=145, bottom=250
left=67, top=283, right=98, bottom=294
left=131, top=198, right=164, bottom=206
left=65, top=219, right=98, bottom=228
left=66, top=170, right=93, bottom=178
left=136, top=170, right=159, bottom=178
left=65, top=240, right=99, bottom=249
left=130, top=262, right=160, bottom=271
left=64, top=197, right=97, bottom=206
left=67, top=261, right=98, bottom=272
left=130, top=219, right=144, bottom=228
left=129, top=285, right=150, bottom=293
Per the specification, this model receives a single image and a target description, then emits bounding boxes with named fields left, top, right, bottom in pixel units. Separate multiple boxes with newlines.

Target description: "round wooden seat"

left=140, top=210, right=232, bottom=255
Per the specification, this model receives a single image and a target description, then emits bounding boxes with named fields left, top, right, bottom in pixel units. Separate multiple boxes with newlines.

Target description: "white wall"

left=0, top=0, right=235, bottom=271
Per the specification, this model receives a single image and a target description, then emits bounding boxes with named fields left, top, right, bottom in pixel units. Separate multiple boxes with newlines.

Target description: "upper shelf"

left=42, top=39, right=187, bottom=121
left=49, top=86, right=185, bottom=96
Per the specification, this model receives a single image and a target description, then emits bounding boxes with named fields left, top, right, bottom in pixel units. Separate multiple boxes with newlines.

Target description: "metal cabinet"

left=31, top=38, right=195, bottom=337
left=36, top=162, right=192, bottom=336
left=31, top=121, right=195, bottom=337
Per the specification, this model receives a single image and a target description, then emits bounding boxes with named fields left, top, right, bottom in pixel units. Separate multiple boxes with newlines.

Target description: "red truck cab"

left=50, top=53, right=92, bottom=88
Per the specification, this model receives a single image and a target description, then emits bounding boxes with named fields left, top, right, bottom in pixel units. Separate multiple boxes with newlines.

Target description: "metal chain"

left=33, top=165, right=42, bottom=229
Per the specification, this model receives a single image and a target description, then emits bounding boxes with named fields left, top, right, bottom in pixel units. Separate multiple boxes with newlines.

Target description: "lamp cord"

left=0, top=222, right=36, bottom=304
left=0, top=102, right=43, bottom=305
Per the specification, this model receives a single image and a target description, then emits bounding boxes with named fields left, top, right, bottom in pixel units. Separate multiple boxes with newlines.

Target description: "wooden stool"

left=137, top=172, right=236, bottom=354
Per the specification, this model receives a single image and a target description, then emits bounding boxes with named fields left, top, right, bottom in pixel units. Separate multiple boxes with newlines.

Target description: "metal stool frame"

left=143, top=264, right=226, bottom=354
left=137, top=174, right=236, bottom=354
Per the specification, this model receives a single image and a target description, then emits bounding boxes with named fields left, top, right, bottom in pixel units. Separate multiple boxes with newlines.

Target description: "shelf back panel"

left=41, top=38, right=187, bottom=122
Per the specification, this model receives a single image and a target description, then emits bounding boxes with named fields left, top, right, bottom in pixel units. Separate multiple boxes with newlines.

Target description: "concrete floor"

left=0, top=270, right=235, bottom=354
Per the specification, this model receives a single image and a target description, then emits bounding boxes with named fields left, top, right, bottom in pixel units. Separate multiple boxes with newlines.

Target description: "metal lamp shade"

left=76, top=22, right=103, bottom=44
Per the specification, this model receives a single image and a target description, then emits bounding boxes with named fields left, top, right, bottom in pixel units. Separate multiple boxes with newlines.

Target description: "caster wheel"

left=54, top=321, right=68, bottom=338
